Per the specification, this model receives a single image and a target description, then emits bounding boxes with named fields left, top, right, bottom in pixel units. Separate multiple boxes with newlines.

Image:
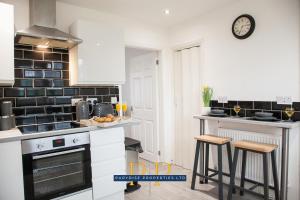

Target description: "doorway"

left=173, top=46, right=201, bottom=169
left=123, top=47, right=160, bottom=162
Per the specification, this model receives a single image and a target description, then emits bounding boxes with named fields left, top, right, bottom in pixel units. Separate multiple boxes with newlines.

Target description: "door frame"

left=125, top=45, right=162, bottom=162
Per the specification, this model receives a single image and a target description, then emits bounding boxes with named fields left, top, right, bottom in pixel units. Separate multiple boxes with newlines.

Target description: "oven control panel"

left=22, top=132, right=90, bottom=154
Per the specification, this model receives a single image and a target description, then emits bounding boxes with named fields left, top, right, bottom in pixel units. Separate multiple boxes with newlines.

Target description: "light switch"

left=111, top=97, right=118, bottom=104
left=71, top=98, right=83, bottom=106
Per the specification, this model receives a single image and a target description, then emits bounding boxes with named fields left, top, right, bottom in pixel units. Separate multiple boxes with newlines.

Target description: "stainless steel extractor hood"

left=15, top=0, right=82, bottom=49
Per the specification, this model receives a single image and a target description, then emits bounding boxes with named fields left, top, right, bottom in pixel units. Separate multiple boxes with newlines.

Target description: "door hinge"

left=156, top=59, right=159, bottom=65
left=158, top=150, right=161, bottom=156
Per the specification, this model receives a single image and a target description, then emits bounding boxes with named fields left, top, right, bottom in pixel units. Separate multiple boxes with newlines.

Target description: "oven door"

left=23, top=144, right=92, bottom=200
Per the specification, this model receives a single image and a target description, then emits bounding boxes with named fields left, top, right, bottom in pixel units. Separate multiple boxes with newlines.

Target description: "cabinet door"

left=0, top=3, right=14, bottom=85
left=70, top=20, right=125, bottom=85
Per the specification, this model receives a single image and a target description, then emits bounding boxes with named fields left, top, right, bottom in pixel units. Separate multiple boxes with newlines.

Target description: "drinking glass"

left=122, top=103, right=128, bottom=117
left=284, top=107, right=295, bottom=121
left=233, top=105, right=241, bottom=117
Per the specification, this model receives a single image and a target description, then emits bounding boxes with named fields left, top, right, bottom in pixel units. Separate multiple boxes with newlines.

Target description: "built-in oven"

left=22, top=132, right=92, bottom=200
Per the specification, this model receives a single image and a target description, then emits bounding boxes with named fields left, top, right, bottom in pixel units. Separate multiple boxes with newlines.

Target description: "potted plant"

left=202, top=85, right=213, bottom=115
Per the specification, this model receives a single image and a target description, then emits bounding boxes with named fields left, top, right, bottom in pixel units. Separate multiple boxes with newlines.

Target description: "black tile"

left=37, top=97, right=55, bottom=106
left=13, top=107, right=25, bottom=116
left=46, top=88, right=63, bottom=96
left=15, top=116, right=36, bottom=126
left=36, top=115, right=55, bottom=124
left=44, top=52, right=61, bottom=61
left=18, top=125, right=37, bottom=134
left=24, top=51, right=43, bottom=60
left=15, top=69, right=24, bottom=78
left=45, top=106, right=63, bottom=114
left=53, top=62, right=69, bottom=70
left=109, top=87, right=119, bottom=95
left=24, top=70, right=43, bottom=78
left=210, top=100, right=223, bottom=108
left=56, top=97, right=71, bottom=105
left=62, top=54, right=69, bottom=62
left=102, top=95, right=112, bottom=103
left=38, top=124, right=54, bottom=132
left=80, top=88, right=95, bottom=95
left=14, top=79, right=33, bottom=87
left=292, top=102, right=300, bottom=111
left=62, top=71, right=69, bottom=79
left=34, top=61, right=52, bottom=69
left=254, top=101, right=272, bottom=110
left=63, top=106, right=75, bottom=113
left=271, top=102, right=287, bottom=110
left=14, top=59, right=33, bottom=68
left=53, top=80, right=69, bottom=87
left=291, top=112, right=300, bottom=121
left=14, top=50, right=23, bottom=59
left=15, top=44, right=33, bottom=50
left=64, top=88, right=79, bottom=96
left=224, top=101, right=238, bottom=108
left=55, top=113, right=73, bottom=122
left=16, top=98, right=36, bottom=107
left=44, top=71, right=61, bottom=78
left=26, top=88, right=45, bottom=97
left=53, top=48, right=68, bottom=53
left=0, top=89, right=3, bottom=98
left=96, top=88, right=109, bottom=95
left=34, top=79, right=52, bottom=87
left=237, top=101, right=254, bottom=109
left=55, top=122, right=72, bottom=130
left=26, top=107, right=45, bottom=115
left=4, top=88, right=25, bottom=97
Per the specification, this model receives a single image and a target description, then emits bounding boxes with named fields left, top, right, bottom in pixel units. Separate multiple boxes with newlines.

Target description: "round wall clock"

left=232, top=14, right=255, bottom=39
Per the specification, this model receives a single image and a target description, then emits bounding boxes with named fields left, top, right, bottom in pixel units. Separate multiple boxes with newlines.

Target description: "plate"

left=255, top=112, right=273, bottom=118
left=208, top=113, right=228, bottom=117
left=252, top=116, right=279, bottom=122
left=211, top=109, right=225, bottom=114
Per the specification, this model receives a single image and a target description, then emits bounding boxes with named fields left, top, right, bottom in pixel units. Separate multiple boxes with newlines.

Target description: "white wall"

left=169, top=0, right=300, bottom=101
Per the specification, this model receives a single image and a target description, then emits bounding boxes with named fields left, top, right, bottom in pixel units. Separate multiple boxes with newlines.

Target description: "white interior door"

left=129, top=52, right=159, bottom=162
left=174, top=47, right=201, bottom=169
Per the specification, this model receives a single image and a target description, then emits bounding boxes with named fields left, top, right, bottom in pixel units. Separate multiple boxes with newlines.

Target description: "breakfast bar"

left=193, top=115, right=300, bottom=200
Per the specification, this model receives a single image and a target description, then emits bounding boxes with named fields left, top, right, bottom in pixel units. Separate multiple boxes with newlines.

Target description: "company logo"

left=114, top=162, right=186, bottom=186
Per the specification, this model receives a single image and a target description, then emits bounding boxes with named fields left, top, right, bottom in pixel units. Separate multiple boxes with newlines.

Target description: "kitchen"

left=0, top=0, right=299, bottom=200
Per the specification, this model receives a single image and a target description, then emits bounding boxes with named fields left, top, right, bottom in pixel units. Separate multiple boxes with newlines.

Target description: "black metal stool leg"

left=263, top=153, right=269, bottom=200
left=240, top=150, right=247, bottom=196
left=205, top=143, right=209, bottom=184
left=217, top=145, right=223, bottom=200
left=226, top=142, right=235, bottom=194
left=191, top=141, right=201, bottom=190
left=271, top=151, right=279, bottom=200
left=227, top=148, right=239, bottom=200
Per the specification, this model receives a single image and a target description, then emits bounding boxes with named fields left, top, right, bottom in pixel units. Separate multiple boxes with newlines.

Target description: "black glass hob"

left=18, top=122, right=86, bottom=134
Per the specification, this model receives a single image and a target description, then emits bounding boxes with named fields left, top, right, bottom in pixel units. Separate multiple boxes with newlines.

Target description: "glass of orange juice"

left=116, top=103, right=121, bottom=116
left=122, top=103, right=127, bottom=117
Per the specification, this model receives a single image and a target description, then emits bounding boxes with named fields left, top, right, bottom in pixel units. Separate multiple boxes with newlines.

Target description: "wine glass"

left=233, top=105, right=241, bottom=117
left=284, top=107, right=295, bottom=121
left=122, top=103, right=128, bottom=118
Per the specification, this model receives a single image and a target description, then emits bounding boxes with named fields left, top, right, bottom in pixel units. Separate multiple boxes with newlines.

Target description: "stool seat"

left=195, top=135, right=231, bottom=145
left=233, top=140, right=278, bottom=153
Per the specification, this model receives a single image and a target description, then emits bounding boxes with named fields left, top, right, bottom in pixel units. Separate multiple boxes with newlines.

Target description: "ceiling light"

left=163, top=9, right=170, bottom=15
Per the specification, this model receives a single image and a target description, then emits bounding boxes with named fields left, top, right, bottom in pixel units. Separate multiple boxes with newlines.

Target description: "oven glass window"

left=26, top=147, right=91, bottom=199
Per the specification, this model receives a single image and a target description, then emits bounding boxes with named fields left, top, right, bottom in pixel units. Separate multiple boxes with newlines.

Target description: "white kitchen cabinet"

left=0, top=2, right=14, bottom=85
left=69, top=20, right=125, bottom=86
left=0, top=141, right=24, bottom=200
left=90, top=128, right=126, bottom=200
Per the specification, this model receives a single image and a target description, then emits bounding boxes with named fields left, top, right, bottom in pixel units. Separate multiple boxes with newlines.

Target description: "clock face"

left=232, top=14, right=255, bottom=39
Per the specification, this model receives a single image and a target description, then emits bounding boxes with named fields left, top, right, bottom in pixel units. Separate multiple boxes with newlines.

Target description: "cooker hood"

left=15, top=0, right=82, bottom=49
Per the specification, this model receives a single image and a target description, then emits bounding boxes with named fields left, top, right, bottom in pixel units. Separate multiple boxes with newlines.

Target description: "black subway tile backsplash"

left=4, top=88, right=25, bottom=97
left=254, top=101, right=272, bottom=110
left=24, top=51, right=43, bottom=60
left=237, top=101, right=253, bottom=109
left=34, top=61, right=52, bottom=69
left=26, top=88, right=45, bottom=97
left=15, top=59, right=33, bottom=68
left=4, top=44, right=119, bottom=129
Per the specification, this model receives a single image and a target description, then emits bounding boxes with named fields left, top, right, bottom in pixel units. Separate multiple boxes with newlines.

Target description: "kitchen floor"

left=125, top=161, right=266, bottom=200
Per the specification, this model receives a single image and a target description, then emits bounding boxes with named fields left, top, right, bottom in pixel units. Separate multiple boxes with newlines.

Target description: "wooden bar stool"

left=227, top=140, right=280, bottom=200
left=191, top=135, right=233, bottom=200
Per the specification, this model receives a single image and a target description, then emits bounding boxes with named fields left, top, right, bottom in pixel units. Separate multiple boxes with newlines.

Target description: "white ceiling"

left=58, top=0, right=238, bottom=27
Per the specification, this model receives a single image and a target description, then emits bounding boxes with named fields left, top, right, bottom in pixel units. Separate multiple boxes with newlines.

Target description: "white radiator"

left=215, top=128, right=281, bottom=185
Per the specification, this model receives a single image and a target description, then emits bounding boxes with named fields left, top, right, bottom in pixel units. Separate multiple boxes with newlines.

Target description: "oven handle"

left=33, top=147, right=86, bottom=160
